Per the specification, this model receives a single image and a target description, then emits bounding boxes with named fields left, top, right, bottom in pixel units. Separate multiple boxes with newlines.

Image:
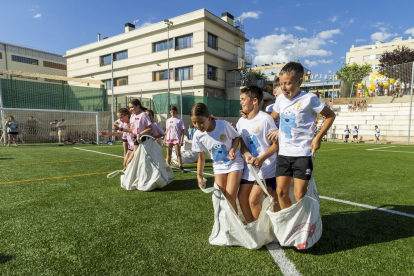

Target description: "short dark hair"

left=117, top=108, right=130, bottom=116
left=146, top=109, right=155, bottom=117
left=170, top=106, right=178, bottom=112
left=240, top=85, right=264, bottom=105
left=280, top=62, right=304, bottom=80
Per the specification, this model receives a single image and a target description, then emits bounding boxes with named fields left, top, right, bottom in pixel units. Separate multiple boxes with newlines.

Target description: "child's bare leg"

left=174, top=144, right=182, bottom=167
left=215, top=171, right=241, bottom=214
left=293, top=178, right=309, bottom=202
left=166, top=143, right=173, bottom=164
left=123, top=142, right=128, bottom=157
left=270, top=188, right=281, bottom=212
left=277, top=176, right=293, bottom=209
left=238, top=183, right=254, bottom=223
left=249, top=185, right=265, bottom=221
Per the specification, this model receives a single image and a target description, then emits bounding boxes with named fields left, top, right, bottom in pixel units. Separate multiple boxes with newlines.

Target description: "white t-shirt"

left=273, top=92, right=325, bottom=156
left=265, top=104, right=280, bottom=128
left=192, top=120, right=244, bottom=174
left=353, top=128, right=358, bottom=136
left=375, top=128, right=380, bottom=137
left=166, top=117, right=185, bottom=144
left=344, top=129, right=350, bottom=136
left=237, top=111, right=277, bottom=181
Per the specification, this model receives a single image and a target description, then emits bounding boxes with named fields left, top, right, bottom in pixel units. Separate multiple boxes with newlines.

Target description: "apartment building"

left=346, top=37, right=414, bottom=71
left=0, top=42, right=67, bottom=82
left=65, top=9, right=249, bottom=101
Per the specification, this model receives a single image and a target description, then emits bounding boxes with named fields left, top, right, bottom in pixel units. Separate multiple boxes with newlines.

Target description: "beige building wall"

left=65, top=9, right=248, bottom=101
left=346, top=37, right=414, bottom=70
left=0, top=42, right=67, bottom=81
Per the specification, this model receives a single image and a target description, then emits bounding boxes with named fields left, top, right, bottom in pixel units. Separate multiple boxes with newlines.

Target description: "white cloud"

left=318, top=59, right=334, bottom=64
left=296, top=4, right=300, bottom=7
left=341, top=18, right=354, bottom=27
left=293, top=26, right=307, bottom=32
left=280, top=27, right=287, bottom=33
left=317, top=29, right=341, bottom=39
left=33, top=14, right=41, bottom=19
left=328, top=40, right=337, bottom=44
left=379, top=27, right=388, bottom=32
left=304, top=60, right=318, bottom=67
left=329, top=16, right=337, bottom=22
left=274, top=28, right=279, bottom=31
left=355, top=38, right=366, bottom=42
left=248, top=28, right=341, bottom=66
left=371, top=32, right=398, bottom=42
left=240, top=11, right=262, bottom=19
left=370, top=22, right=385, bottom=28
left=404, top=28, right=414, bottom=36
left=340, top=56, right=345, bottom=59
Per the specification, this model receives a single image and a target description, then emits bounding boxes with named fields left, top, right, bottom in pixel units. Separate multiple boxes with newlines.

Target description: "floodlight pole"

left=408, top=62, right=414, bottom=145
left=0, top=80, right=6, bottom=145
left=111, top=54, right=115, bottom=142
left=164, top=19, right=173, bottom=114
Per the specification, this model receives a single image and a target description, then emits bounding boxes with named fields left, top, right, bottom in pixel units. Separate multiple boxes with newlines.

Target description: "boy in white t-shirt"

left=265, top=76, right=283, bottom=129
left=268, top=62, right=336, bottom=210
left=344, top=125, right=350, bottom=143
left=237, top=85, right=280, bottom=223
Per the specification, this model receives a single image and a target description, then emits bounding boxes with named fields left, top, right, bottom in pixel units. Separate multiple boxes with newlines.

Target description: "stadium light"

left=164, top=19, right=173, bottom=113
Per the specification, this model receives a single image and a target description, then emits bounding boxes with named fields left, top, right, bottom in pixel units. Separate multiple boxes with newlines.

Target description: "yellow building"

left=0, top=42, right=67, bottom=83
left=65, top=9, right=249, bottom=101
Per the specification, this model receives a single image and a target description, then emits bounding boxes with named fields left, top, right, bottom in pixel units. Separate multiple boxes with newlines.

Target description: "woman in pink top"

left=165, top=106, right=185, bottom=172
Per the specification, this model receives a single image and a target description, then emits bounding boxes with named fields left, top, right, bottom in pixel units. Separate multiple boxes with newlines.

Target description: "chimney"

left=125, top=23, right=135, bottom=33
left=221, top=12, right=234, bottom=26
left=97, top=33, right=101, bottom=41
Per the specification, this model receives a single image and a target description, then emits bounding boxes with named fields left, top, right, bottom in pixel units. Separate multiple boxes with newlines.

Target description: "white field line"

left=367, top=150, right=414, bottom=154
left=320, top=196, right=414, bottom=219
left=366, top=146, right=396, bottom=151
left=73, top=147, right=124, bottom=158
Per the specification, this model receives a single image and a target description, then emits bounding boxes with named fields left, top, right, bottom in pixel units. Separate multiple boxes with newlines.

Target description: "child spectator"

left=352, top=126, right=358, bottom=143
left=191, top=103, right=244, bottom=214
left=268, top=62, right=336, bottom=210
left=344, top=125, right=350, bottom=143
left=375, top=125, right=381, bottom=144
left=6, top=116, right=19, bottom=146
left=165, top=106, right=185, bottom=172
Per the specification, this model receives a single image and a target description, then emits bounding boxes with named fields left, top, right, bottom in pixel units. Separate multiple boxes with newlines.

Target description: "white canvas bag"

left=171, top=136, right=198, bottom=165
left=201, top=172, right=275, bottom=250
left=250, top=157, right=322, bottom=250
left=107, top=136, right=174, bottom=191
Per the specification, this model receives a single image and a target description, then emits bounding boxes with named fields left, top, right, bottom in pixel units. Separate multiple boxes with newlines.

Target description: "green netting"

left=0, top=78, right=107, bottom=111
left=153, top=93, right=240, bottom=117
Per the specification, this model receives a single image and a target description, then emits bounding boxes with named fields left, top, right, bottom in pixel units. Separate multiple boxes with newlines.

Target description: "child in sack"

left=191, top=103, right=244, bottom=213
left=237, top=85, right=280, bottom=223
left=268, top=62, right=336, bottom=210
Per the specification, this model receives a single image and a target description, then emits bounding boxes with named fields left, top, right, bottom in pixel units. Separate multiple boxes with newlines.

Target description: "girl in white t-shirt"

left=191, top=103, right=244, bottom=213
left=165, top=106, right=185, bottom=172
left=146, top=109, right=165, bottom=141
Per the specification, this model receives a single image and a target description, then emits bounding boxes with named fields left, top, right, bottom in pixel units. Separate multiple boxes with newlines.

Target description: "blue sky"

left=1, top=0, right=414, bottom=74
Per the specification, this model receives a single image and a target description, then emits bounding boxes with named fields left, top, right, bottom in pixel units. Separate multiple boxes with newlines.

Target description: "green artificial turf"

left=0, top=142, right=413, bottom=275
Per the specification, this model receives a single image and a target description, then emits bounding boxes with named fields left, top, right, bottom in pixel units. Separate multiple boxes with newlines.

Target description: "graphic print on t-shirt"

left=246, top=134, right=260, bottom=157
left=281, top=109, right=297, bottom=139
left=210, top=144, right=230, bottom=164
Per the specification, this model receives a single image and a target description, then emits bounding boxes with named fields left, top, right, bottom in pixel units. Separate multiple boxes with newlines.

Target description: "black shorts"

left=276, top=155, right=313, bottom=181
left=8, top=132, right=18, bottom=135
left=345, top=135, right=349, bottom=138
left=353, top=135, right=358, bottom=138
left=241, top=178, right=276, bottom=191
left=122, top=139, right=127, bottom=143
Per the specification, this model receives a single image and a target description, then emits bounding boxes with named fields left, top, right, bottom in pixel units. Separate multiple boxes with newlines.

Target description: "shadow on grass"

left=0, top=254, right=14, bottom=264
left=0, top=158, right=13, bottom=160
left=299, top=205, right=414, bottom=255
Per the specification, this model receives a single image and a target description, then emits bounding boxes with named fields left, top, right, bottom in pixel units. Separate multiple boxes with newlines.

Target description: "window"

left=100, top=54, right=111, bottom=66
left=153, top=69, right=173, bottom=81
left=153, top=39, right=173, bottom=52
left=375, top=54, right=382, bottom=59
left=348, top=57, right=355, bottom=63
left=43, top=61, right=67, bottom=70
left=11, top=55, right=38, bottom=65
left=207, top=65, right=217, bottom=80
left=363, top=55, right=371, bottom=61
left=0, top=52, right=2, bottom=59
left=113, top=50, right=128, bottom=61
left=86, top=59, right=89, bottom=63
left=208, top=33, right=218, bottom=50
left=175, top=34, right=193, bottom=50
left=115, top=77, right=128, bottom=86
left=175, top=66, right=193, bottom=81
left=103, top=79, right=112, bottom=89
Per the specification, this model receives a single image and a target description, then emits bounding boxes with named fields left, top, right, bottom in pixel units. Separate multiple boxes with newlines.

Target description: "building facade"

left=346, top=37, right=414, bottom=71
left=65, top=9, right=249, bottom=102
left=0, top=42, right=67, bottom=82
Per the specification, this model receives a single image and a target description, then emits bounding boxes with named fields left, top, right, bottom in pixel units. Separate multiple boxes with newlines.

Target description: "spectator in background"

left=406, top=82, right=410, bottom=95
left=6, top=116, right=19, bottom=147
left=26, top=116, right=38, bottom=143
left=344, top=125, right=350, bottom=143
left=188, top=124, right=194, bottom=139
left=375, top=125, right=381, bottom=144
left=352, top=126, right=358, bottom=143
left=401, top=82, right=405, bottom=96
left=50, top=120, right=58, bottom=142
left=57, top=119, right=67, bottom=144
left=388, top=83, right=393, bottom=96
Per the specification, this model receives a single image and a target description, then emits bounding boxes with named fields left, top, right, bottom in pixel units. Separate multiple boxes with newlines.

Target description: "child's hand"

left=248, top=156, right=256, bottom=164
left=244, top=153, right=254, bottom=164
left=311, top=137, right=322, bottom=153
left=240, top=110, right=249, bottom=118
left=229, top=148, right=236, bottom=160
left=266, top=130, right=279, bottom=141
left=197, top=175, right=206, bottom=189
left=99, top=131, right=105, bottom=135
left=253, top=157, right=264, bottom=169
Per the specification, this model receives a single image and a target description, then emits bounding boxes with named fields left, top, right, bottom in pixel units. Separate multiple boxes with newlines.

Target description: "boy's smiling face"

left=280, top=73, right=303, bottom=99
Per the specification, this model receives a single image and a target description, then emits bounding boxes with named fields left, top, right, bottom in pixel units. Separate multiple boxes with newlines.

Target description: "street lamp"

left=164, top=19, right=173, bottom=114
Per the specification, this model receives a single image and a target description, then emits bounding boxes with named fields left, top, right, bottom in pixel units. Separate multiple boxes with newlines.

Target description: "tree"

left=337, top=63, right=372, bottom=97
left=379, top=46, right=414, bottom=81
